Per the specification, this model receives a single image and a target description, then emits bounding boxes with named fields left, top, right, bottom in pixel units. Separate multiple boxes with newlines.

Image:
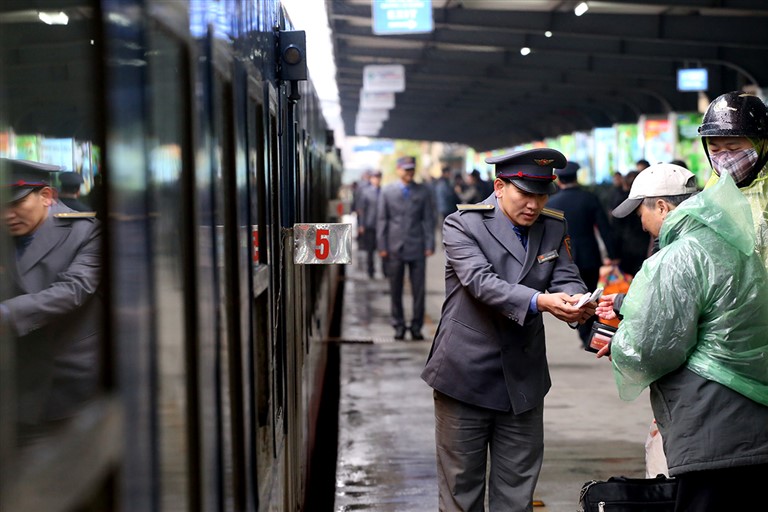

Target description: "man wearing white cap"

left=597, top=163, right=768, bottom=511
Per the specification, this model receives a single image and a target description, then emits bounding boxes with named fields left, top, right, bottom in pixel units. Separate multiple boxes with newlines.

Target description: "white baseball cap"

left=612, top=163, right=697, bottom=218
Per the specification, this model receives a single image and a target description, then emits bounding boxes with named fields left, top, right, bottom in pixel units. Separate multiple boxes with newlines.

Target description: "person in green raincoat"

left=599, top=163, right=768, bottom=511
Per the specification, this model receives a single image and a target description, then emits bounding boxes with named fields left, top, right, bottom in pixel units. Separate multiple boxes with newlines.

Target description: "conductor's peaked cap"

left=397, top=156, right=416, bottom=170
left=486, top=148, right=566, bottom=195
left=1, top=158, right=61, bottom=203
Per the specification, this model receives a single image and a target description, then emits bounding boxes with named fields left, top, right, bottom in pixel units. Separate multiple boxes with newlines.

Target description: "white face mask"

left=710, top=147, right=759, bottom=185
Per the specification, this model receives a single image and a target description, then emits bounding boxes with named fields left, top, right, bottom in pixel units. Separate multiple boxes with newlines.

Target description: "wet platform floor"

left=335, top=248, right=652, bottom=512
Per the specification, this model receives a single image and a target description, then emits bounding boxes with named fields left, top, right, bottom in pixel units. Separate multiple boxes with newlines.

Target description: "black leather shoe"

left=394, top=327, right=406, bottom=340
left=410, top=329, right=425, bottom=340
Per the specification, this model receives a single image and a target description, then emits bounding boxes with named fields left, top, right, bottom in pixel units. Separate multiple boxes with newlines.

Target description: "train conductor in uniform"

left=377, top=155, right=436, bottom=340
left=421, top=148, right=594, bottom=511
left=1, top=158, right=102, bottom=438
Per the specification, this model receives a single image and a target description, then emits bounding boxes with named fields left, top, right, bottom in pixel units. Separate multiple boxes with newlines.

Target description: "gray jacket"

left=376, top=181, right=435, bottom=260
left=651, top=367, right=768, bottom=476
left=421, top=196, right=586, bottom=413
left=2, top=202, right=102, bottom=423
left=358, top=184, right=381, bottom=229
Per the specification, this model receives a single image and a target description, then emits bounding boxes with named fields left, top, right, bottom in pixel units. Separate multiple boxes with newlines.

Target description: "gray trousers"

left=433, top=391, right=544, bottom=512
left=387, top=256, right=426, bottom=331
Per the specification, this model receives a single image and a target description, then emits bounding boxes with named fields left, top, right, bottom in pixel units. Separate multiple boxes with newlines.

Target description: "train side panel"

left=0, top=0, right=342, bottom=510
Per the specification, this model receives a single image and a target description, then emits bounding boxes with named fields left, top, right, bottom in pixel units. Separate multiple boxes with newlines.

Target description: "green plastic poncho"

left=705, top=146, right=768, bottom=269
left=611, top=173, right=768, bottom=406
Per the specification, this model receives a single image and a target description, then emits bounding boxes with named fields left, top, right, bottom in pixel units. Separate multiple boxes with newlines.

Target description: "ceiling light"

left=545, top=31, right=553, bottom=38
left=38, top=11, right=69, bottom=25
left=520, top=47, right=531, bottom=56
left=574, top=2, right=589, bottom=16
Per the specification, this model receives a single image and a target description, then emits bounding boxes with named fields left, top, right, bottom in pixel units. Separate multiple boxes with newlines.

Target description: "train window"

left=246, top=98, right=270, bottom=426
left=269, top=110, right=285, bottom=419
left=145, top=25, right=192, bottom=511
left=211, top=65, right=249, bottom=511
left=0, top=2, right=112, bottom=510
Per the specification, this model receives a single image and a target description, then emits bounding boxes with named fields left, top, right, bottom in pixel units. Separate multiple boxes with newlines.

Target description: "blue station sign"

left=372, top=0, right=433, bottom=35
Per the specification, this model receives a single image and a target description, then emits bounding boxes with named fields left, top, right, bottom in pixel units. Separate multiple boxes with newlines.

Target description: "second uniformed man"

left=421, top=148, right=594, bottom=511
left=377, top=156, right=435, bottom=340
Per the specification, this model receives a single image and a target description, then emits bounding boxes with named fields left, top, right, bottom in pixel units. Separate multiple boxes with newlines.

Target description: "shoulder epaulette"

left=457, top=204, right=494, bottom=211
left=541, top=207, right=565, bottom=220
left=54, top=212, right=97, bottom=219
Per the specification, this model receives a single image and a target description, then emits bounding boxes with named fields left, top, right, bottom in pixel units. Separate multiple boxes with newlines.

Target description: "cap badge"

left=534, top=159, right=555, bottom=166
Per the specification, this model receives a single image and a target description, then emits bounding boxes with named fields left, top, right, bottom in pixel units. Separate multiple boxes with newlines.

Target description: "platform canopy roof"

left=327, top=0, right=768, bottom=151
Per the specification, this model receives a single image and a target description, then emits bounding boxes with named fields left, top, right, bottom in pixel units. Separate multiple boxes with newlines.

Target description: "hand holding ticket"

left=575, top=287, right=604, bottom=309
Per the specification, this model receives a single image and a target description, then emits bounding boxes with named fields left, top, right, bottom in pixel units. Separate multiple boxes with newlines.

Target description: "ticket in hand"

left=575, top=287, right=604, bottom=309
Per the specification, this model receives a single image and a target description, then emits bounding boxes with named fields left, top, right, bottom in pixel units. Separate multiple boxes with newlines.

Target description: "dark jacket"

left=434, top=177, right=460, bottom=217
left=546, top=186, right=616, bottom=269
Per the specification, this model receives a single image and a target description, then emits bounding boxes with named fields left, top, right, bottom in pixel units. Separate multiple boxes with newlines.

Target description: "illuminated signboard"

left=372, top=0, right=433, bottom=35
left=677, top=68, right=708, bottom=92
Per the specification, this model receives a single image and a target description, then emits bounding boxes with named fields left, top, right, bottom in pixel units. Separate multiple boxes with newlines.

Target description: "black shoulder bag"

left=578, top=475, right=678, bottom=511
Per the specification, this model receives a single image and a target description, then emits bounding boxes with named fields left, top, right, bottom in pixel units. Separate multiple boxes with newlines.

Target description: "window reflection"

left=0, top=2, right=102, bottom=448
left=146, top=27, right=190, bottom=511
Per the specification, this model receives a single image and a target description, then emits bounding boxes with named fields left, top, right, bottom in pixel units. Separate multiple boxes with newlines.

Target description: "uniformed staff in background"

left=356, top=169, right=384, bottom=279
left=1, top=158, right=102, bottom=442
left=377, top=156, right=435, bottom=341
left=546, top=161, right=618, bottom=348
left=421, top=148, right=594, bottom=511
left=57, top=171, right=90, bottom=212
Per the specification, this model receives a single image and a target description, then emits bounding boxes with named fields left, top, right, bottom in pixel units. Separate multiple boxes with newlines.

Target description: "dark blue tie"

left=15, top=234, right=34, bottom=259
left=512, top=225, right=528, bottom=250
left=402, top=185, right=410, bottom=199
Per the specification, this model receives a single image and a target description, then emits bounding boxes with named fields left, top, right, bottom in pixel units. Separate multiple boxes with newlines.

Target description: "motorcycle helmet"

left=699, top=91, right=768, bottom=187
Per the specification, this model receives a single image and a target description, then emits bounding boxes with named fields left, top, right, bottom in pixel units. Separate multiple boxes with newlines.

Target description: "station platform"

left=334, top=244, right=653, bottom=511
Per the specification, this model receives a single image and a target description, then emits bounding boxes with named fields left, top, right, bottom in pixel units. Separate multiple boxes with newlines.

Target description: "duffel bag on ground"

left=578, top=475, right=677, bottom=511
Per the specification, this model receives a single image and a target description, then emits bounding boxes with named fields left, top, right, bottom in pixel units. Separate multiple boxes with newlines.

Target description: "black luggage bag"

left=579, top=475, right=677, bottom=511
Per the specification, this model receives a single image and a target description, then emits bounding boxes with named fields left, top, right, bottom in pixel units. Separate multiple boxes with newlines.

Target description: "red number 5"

left=315, top=228, right=330, bottom=260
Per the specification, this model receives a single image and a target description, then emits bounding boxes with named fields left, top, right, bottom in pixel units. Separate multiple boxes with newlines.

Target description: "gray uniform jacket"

left=421, top=195, right=586, bottom=413
left=2, top=202, right=102, bottom=423
left=358, top=184, right=381, bottom=230
left=377, top=182, right=435, bottom=260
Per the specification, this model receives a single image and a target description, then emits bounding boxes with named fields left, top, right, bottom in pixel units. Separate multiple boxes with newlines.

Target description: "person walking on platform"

left=546, top=161, right=618, bottom=347
left=377, top=156, right=435, bottom=340
left=0, top=159, right=102, bottom=440
left=357, top=169, right=384, bottom=278
left=598, top=163, right=768, bottom=511
left=421, top=148, right=594, bottom=511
